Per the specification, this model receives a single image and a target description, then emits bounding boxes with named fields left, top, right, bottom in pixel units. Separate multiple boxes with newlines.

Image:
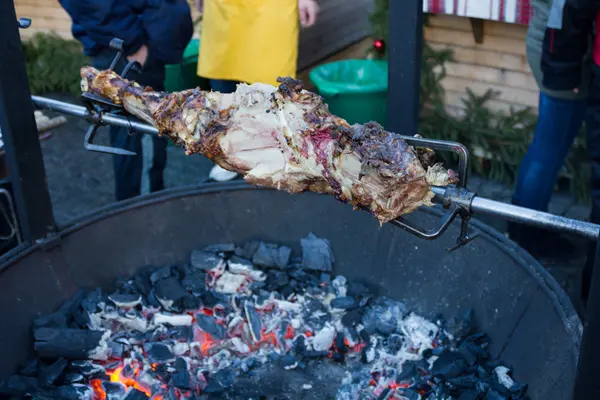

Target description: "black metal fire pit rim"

left=0, top=181, right=581, bottom=361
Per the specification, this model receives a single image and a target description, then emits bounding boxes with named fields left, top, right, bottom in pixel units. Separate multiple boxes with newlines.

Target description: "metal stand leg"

left=573, top=232, right=600, bottom=399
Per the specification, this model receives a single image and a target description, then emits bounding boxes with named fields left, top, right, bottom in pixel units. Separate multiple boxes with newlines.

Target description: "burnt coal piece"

left=16, top=232, right=529, bottom=400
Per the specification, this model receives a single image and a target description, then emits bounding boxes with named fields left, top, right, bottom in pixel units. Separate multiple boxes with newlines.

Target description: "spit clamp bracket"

left=80, top=38, right=142, bottom=156
left=391, top=136, right=478, bottom=252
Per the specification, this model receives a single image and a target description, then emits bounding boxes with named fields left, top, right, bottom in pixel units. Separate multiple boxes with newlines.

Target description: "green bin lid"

left=182, top=39, right=200, bottom=62
left=309, top=59, right=388, bottom=96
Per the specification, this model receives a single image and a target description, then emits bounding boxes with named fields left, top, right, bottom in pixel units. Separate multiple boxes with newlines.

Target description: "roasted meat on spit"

left=80, top=67, right=456, bottom=223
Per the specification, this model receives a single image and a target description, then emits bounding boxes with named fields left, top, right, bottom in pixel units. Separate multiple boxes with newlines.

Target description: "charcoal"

left=58, top=289, right=86, bottom=316
left=301, top=233, right=334, bottom=272
left=154, top=277, right=190, bottom=311
left=144, top=343, right=175, bottom=363
left=124, top=388, right=150, bottom=400
left=146, top=289, right=161, bottom=308
left=235, top=240, right=261, bottom=259
left=181, top=270, right=206, bottom=293
left=484, top=390, right=507, bottom=400
left=320, top=273, right=332, bottom=286
left=252, top=242, right=292, bottom=269
left=303, top=350, right=330, bottom=358
left=180, top=295, right=201, bottom=310
left=108, top=293, right=142, bottom=308
left=133, top=270, right=152, bottom=295
left=18, top=358, right=38, bottom=377
left=70, top=360, right=105, bottom=376
left=304, top=297, right=331, bottom=328
left=280, top=284, right=294, bottom=299
left=56, top=384, right=93, bottom=400
left=384, top=334, right=404, bottom=354
left=288, top=268, right=308, bottom=281
left=103, top=381, right=127, bottom=399
left=173, top=357, right=192, bottom=390
left=362, top=297, right=406, bottom=335
left=34, top=328, right=109, bottom=360
left=0, top=375, right=39, bottom=395
left=282, top=354, right=298, bottom=369
left=293, top=335, right=307, bottom=355
left=148, top=266, right=171, bottom=283
left=38, top=357, right=67, bottom=386
left=204, top=369, right=234, bottom=393
left=459, top=340, right=488, bottom=366
left=335, top=332, right=348, bottom=353
left=264, top=271, right=289, bottom=291
left=63, top=373, right=84, bottom=384
left=108, top=341, right=124, bottom=359
left=190, top=250, right=224, bottom=271
left=400, top=388, right=420, bottom=400
left=81, top=288, right=103, bottom=313
left=397, top=361, right=418, bottom=381
left=34, top=312, right=67, bottom=329
left=431, top=350, right=467, bottom=379
left=330, top=296, right=356, bottom=310
left=447, top=309, right=476, bottom=339
left=510, top=382, right=528, bottom=398
left=196, top=314, right=226, bottom=339
left=342, top=308, right=363, bottom=327
left=248, top=281, right=266, bottom=291
left=204, top=243, right=236, bottom=254
left=244, top=302, right=262, bottom=342
left=448, top=374, right=477, bottom=389
left=458, top=390, right=481, bottom=400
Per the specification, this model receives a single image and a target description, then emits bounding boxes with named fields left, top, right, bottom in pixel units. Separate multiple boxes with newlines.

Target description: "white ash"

left=311, top=323, right=336, bottom=351
left=152, top=313, right=193, bottom=326
left=108, top=294, right=142, bottom=308
left=228, top=259, right=266, bottom=281
left=401, top=312, right=439, bottom=355
left=495, top=366, right=515, bottom=389
left=87, top=329, right=111, bottom=360
left=214, top=271, right=248, bottom=294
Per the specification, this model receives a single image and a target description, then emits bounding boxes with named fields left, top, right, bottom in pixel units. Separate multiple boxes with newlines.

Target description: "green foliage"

left=369, top=2, right=591, bottom=202
left=22, top=32, right=89, bottom=96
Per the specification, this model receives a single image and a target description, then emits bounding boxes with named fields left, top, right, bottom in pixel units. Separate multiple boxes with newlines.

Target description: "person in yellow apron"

left=195, top=0, right=319, bottom=180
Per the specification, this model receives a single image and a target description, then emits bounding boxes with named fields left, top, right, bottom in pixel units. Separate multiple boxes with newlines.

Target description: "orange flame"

left=284, top=325, right=295, bottom=340
left=109, top=365, right=152, bottom=397
left=90, top=379, right=106, bottom=400
left=194, top=328, right=217, bottom=355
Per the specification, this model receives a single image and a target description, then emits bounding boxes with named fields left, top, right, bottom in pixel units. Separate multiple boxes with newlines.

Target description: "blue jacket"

left=58, top=0, right=193, bottom=65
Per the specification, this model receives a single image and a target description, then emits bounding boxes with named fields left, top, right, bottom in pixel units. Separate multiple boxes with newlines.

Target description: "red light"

left=374, top=40, right=384, bottom=49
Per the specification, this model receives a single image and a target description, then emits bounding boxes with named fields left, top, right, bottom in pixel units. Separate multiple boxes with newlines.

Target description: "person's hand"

left=127, top=45, right=148, bottom=67
left=298, top=0, right=319, bottom=28
left=195, top=0, right=204, bottom=12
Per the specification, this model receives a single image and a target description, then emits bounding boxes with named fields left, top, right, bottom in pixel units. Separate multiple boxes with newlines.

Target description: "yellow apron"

left=197, top=0, right=299, bottom=87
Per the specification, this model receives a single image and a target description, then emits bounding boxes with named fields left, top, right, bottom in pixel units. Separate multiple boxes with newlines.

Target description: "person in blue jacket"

left=58, top=0, right=193, bottom=201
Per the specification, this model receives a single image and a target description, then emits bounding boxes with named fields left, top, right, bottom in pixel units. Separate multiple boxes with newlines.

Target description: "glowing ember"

left=109, top=365, right=152, bottom=397
left=90, top=379, right=106, bottom=400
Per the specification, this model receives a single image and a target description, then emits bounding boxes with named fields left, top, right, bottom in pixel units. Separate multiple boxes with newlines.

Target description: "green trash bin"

left=165, top=39, right=210, bottom=92
left=309, top=59, right=388, bottom=125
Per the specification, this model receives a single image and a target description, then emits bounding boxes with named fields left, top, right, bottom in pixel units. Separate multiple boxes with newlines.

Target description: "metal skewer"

left=31, top=94, right=600, bottom=245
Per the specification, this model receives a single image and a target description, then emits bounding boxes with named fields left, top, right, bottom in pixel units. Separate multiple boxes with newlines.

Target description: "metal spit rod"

left=32, top=95, right=600, bottom=241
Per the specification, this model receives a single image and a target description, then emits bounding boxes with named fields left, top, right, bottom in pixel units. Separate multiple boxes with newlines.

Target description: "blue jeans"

left=92, top=50, right=168, bottom=201
left=210, top=79, right=239, bottom=94
left=513, top=93, right=587, bottom=211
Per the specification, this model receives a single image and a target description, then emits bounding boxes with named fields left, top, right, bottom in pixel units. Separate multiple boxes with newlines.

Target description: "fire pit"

left=0, top=182, right=581, bottom=399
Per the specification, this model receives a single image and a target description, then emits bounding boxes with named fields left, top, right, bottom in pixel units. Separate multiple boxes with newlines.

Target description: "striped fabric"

left=424, top=0, right=533, bottom=25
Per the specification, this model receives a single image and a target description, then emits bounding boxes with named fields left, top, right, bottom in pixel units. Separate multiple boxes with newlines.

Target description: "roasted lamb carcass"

left=80, top=67, right=456, bottom=223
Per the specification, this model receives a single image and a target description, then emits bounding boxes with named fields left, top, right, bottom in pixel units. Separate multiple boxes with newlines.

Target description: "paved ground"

left=36, top=102, right=591, bottom=310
